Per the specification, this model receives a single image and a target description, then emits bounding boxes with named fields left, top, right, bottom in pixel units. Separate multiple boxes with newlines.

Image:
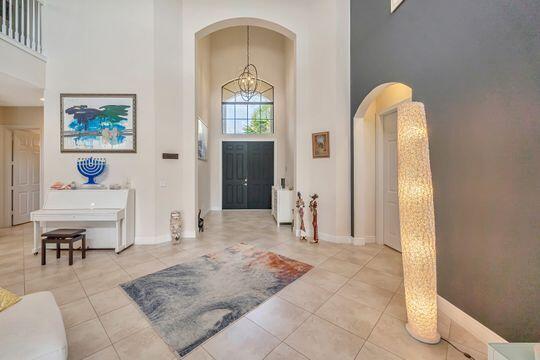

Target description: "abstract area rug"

left=120, top=244, right=312, bottom=357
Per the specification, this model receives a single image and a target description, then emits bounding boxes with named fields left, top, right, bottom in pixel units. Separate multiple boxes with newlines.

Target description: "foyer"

left=0, top=211, right=488, bottom=360
left=0, top=0, right=538, bottom=359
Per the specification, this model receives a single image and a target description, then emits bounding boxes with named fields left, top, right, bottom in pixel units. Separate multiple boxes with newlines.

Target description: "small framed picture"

left=312, top=131, right=330, bottom=158
left=60, top=94, right=136, bottom=153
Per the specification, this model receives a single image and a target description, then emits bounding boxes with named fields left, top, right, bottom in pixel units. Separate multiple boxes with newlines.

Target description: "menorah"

left=77, top=157, right=106, bottom=185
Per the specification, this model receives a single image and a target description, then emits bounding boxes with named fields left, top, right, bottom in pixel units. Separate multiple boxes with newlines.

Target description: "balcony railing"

left=0, top=0, right=44, bottom=57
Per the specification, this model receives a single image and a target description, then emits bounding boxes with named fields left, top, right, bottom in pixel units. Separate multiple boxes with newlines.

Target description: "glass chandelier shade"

left=237, top=26, right=259, bottom=101
left=397, top=102, right=441, bottom=344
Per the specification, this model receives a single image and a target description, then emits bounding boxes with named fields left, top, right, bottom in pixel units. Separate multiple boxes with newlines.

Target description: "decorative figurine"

left=296, top=192, right=307, bottom=240
left=198, top=209, right=204, bottom=232
left=309, top=193, right=319, bottom=243
left=170, top=210, right=183, bottom=245
left=77, top=157, right=106, bottom=185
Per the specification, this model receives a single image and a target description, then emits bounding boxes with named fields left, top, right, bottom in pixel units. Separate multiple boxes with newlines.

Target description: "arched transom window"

left=221, top=79, right=274, bottom=135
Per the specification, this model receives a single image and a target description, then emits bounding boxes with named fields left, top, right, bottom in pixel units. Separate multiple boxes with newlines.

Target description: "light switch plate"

left=391, top=0, right=405, bottom=13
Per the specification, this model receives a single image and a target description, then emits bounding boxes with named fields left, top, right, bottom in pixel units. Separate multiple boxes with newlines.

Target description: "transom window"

left=222, top=79, right=274, bottom=135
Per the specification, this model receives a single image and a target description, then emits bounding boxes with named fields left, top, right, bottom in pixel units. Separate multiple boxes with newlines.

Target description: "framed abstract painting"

left=60, top=94, right=137, bottom=153
left=312, top=131, right=330, bottom=158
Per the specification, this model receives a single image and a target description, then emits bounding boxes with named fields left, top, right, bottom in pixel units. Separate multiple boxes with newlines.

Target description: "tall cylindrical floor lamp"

left=397, top=102, right=441, bottom=344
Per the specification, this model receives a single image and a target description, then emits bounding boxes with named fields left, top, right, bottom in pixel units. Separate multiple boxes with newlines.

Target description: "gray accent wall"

left=351, top=0, right=540, bottom=341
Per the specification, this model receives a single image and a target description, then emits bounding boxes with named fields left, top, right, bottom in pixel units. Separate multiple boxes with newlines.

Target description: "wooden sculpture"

left=309, top=193, right=319, bottom=243
left=296, top=192, right=307, bottom=240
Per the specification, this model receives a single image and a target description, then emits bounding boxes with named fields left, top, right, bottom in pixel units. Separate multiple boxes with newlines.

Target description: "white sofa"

left=0, top=291, right=67, bottom=360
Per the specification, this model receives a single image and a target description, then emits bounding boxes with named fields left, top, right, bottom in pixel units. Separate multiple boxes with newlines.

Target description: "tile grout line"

left=71, top=259, right=121, bottom=360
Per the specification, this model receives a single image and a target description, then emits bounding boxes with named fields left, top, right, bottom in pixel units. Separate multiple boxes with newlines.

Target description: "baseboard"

left=134, top=235, right=159, bottom=245
left=320, top=232, right=354, bottom=244
left=135, top=230, right=196, bottom=245
left=352, top=235, right=376, bottom=246
left=437, top=295, right=507, bottom=345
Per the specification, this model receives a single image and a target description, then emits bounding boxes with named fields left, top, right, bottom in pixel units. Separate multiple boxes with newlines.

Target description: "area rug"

left=120, top=243, right=312, bottom=357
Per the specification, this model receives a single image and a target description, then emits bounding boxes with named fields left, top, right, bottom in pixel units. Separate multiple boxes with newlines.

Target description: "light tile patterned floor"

left=0, top=211, right=488, bottom=360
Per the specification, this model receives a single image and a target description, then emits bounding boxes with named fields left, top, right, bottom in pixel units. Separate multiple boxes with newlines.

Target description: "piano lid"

left=42, top=189, right=133, bottom=210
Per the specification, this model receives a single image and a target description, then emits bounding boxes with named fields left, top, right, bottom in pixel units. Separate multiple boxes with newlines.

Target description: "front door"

left=382, top=111, right=402, bottom=251
left=12, top=130, right=40, bottom=225
left=222, top=141, right=274, bottom=209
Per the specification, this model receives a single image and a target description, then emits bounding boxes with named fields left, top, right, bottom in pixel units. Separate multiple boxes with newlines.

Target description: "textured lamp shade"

left=397, top=102, right=440, bottom=344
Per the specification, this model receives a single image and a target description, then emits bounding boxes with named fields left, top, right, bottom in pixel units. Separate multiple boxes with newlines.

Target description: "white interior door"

left=12, top=130, right=40, bottom=225
left=382, top=111, right=402, bottom=251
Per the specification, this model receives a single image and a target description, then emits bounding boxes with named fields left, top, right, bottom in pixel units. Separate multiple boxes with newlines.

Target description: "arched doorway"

left=193, top=19, right=297, bottom=234
left=352, top=82, right=412, bottom=250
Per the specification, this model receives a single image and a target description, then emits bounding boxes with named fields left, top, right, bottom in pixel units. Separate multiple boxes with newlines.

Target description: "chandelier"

left=237, top=26, right=259, bottom=101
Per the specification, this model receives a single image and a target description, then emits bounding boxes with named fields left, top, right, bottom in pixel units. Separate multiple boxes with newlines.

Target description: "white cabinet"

left=272, top=187, right=294, bottom=226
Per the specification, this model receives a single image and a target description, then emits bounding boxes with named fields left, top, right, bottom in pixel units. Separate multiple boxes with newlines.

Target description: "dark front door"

left=247, top=142, right=274, bottom=209
left=222, top=141, right=274, bottom=209
left=222, top=142, right=248, bottom=209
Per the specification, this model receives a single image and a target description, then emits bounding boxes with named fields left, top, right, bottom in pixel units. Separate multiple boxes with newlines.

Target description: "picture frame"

left=60, top=94, right=137, bottom=153
left=198, top=118, right=208, bottom=161
left=312, top=131, right=330, bottom=158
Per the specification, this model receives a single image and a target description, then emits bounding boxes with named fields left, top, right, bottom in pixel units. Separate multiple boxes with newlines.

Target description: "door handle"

left=244, top=178, right=248, bottom=186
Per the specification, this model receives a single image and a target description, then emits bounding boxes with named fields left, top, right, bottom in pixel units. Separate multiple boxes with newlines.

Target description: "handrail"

left=0, top=0, right=44, bottom=58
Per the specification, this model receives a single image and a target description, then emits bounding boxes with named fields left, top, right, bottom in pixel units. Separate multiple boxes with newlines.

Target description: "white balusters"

left=7, top=0, right=12, bottom=37
left=0, top=0, right=43, bottom=55
left=1, top=0, right=6, bottom=35
left=31, top=0, right=35, bottom=50
left=36, top=0, right=40, bottom=53
left=15, top=0, right=19, bottom=42
left=25, top=0, right=30, bottom=46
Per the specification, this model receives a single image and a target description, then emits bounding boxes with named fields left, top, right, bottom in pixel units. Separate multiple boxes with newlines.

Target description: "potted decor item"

left=170, top=211, right=183, bottom=245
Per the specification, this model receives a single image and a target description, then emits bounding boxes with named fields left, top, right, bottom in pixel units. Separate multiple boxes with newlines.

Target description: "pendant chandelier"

left=237, top=26, right=259, bottom=101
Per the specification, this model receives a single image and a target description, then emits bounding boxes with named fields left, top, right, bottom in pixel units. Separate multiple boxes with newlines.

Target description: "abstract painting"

left=60, top=94, right=136, bottom=153
left=121, top=244, right=312, bottom=357
left=312, top=131, right=330, bottom=158
left=198, top=118, right=208, bottom=160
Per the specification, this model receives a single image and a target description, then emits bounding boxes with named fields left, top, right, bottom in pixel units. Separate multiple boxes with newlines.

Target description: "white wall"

left=0, top=107, right=43, bottom=227
left=196, top=35, right=211, bottom=217
left=0, top=38, right=45, bottom=90
left=40, top=0, right=351, bottom=243
left=183, top=0, right=351, bottom=240
left=202, top=26, right=290, bottom=210
left=43, top=0, right=184, bottom=243
left=153, top=0, right=183, bottom=241
left=353, top=83, right=412, bottom=242
left=284, top=38, right=296, bottom=188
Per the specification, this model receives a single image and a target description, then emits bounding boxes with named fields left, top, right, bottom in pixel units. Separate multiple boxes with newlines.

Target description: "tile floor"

left=0, top=211, right=488, bottom=360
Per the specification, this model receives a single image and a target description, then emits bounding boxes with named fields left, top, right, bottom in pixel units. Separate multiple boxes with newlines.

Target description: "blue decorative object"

left=77, top=157, right=106, bottom=185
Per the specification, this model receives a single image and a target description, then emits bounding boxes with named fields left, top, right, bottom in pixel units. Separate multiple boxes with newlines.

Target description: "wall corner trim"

left=437, top=295, right=507, bottom=345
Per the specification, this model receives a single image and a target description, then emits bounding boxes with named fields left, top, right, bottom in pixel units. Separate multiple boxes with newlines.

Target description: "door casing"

left=376, top=100, right=410, bottom=251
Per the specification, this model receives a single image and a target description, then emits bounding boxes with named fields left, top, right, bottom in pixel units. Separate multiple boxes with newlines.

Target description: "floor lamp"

left=397, top=102, right=441, bottom=344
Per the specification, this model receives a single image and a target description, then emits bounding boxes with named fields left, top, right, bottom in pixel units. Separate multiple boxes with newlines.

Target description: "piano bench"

left=41, top=229, right=87, bottom=266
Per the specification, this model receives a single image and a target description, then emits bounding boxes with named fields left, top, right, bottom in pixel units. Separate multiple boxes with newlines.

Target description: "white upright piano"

left=31, top=189, right=135, bottom=254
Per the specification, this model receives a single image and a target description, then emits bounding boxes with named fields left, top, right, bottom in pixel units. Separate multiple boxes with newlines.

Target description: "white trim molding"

left=438, top=296, right=507, bottom=345
left=319, top=232, right=353, bottom=244
left=135, top=230, right=196, bottom=245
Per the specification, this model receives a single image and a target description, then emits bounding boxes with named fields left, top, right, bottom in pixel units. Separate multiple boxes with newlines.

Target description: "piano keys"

left=31, top=189, right=135, bottom=254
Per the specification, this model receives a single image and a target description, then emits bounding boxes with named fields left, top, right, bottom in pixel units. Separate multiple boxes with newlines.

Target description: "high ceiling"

left=0, top=72, right=44, bottom=107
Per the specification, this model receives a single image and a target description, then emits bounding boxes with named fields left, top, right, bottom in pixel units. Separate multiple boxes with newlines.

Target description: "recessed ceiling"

left=0, top=72, right=44, bottom=107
